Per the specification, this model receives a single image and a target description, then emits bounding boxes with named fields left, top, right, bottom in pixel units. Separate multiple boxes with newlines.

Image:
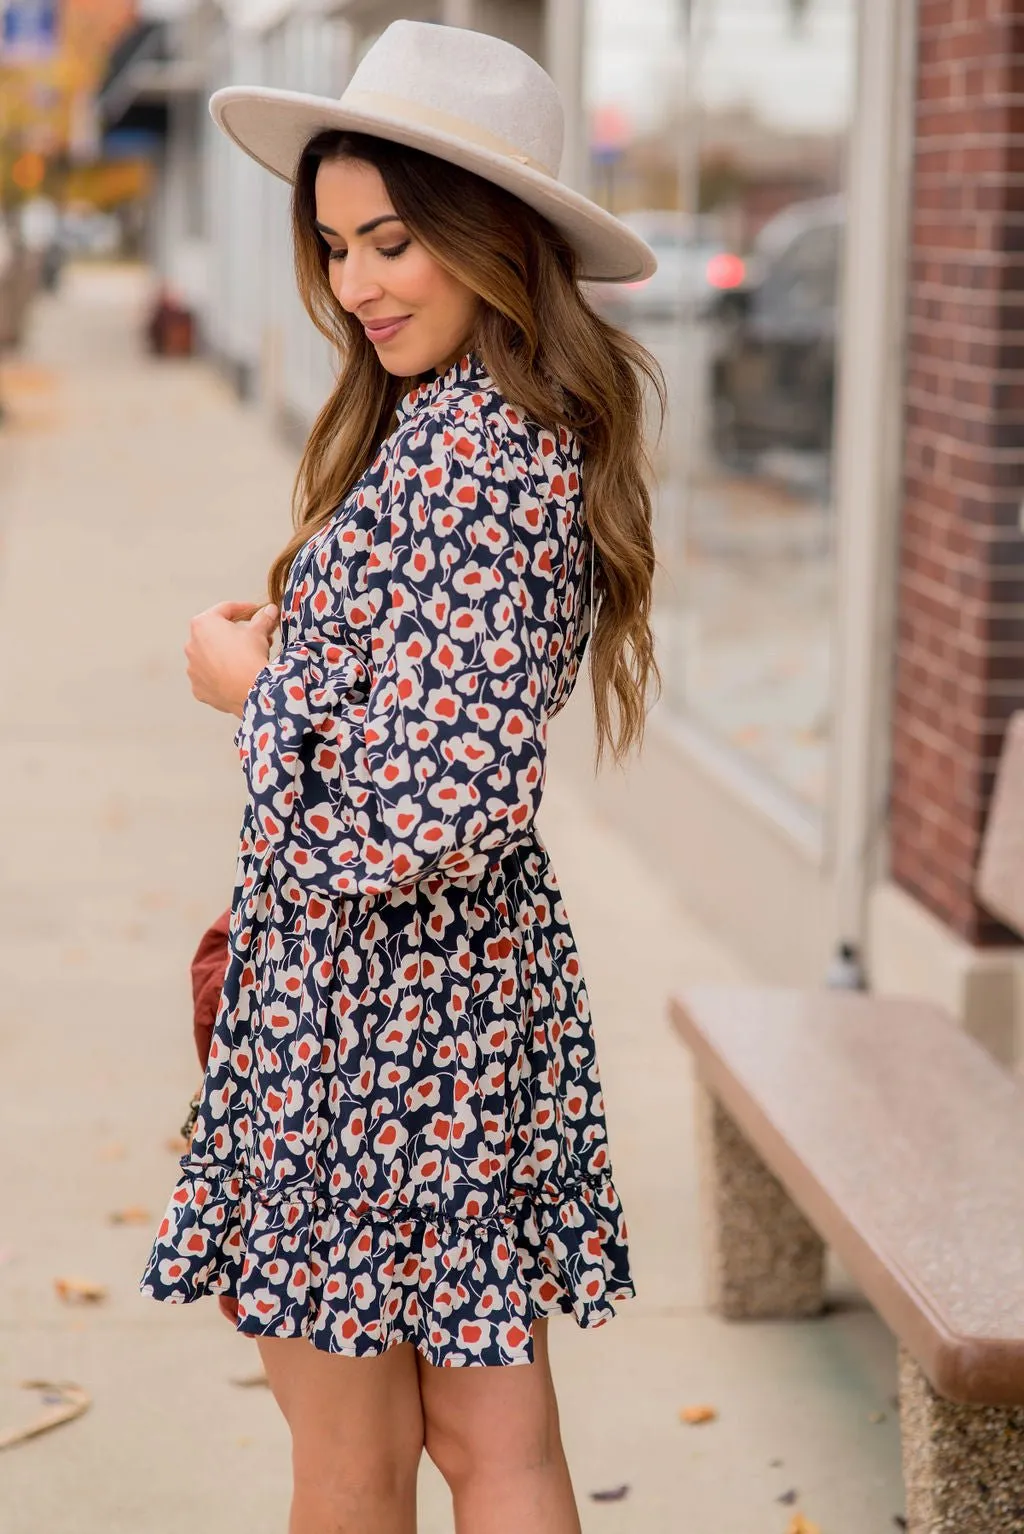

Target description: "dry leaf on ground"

left=54, top=1276, right=107, bottom=1305
left=786, top=1516, right=822, bottom=1534
left=231, top=1372, right=269, bottom=1388
left=679, top=1404, right=718, bottom=1425
left=0, top=1382, right=91, bottom=1451
left=588, top=1485, right=630, bottom=1503
left=108, top=1206, right=150, bottom=1226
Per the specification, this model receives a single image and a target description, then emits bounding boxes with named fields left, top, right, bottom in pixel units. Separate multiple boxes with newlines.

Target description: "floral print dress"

left=141, top=352, right=634, bottom=1367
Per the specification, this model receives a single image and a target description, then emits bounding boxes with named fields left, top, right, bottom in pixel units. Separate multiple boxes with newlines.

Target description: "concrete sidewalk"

left=0, top=266, right=903, bottom=1534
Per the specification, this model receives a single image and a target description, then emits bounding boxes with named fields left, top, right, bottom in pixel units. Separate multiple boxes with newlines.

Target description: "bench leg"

left=695, top=1078, right=825, bottom=1319
left=899, top=1348, right=1024, bottom=1533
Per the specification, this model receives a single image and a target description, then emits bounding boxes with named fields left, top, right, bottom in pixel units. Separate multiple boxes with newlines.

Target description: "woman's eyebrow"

left=314, top=215, right=404, bottom=238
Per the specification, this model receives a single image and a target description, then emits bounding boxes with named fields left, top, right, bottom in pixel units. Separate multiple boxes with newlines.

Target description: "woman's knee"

left=420, top=1355, right=563, bottom=1488
left=288, top=1416, right=422, bottom=1534
left=258, top=1336, right=424, bottom=1527
left=425, top=1405, right=561, bottom=1495
left=291, top=1425, right=420, bottom=1496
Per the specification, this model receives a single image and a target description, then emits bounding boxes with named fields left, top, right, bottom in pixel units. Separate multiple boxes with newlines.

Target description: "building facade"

left=124, top=0, right=1024, bottom=1064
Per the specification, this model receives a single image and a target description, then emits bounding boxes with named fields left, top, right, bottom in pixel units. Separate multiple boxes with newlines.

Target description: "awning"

left=96, top=20, right=205, bottom=133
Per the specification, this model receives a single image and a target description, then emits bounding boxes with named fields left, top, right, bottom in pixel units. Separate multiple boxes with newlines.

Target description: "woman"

left=142, top=20, right=661, bottom=1534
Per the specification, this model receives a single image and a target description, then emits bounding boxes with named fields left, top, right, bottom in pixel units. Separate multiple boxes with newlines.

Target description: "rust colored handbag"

left=183, top=907, right=242, bottom=1326
left=179, top=907, right=231, bottom=1143
left=191, top=907, right=232, bottom=1068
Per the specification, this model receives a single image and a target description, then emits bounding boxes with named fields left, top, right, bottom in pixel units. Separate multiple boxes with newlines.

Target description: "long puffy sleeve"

left=235, top=413, right=559, bottom=898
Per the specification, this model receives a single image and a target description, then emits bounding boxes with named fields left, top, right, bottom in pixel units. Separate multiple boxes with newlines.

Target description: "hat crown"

left=343, top=20, right=564, bottom=179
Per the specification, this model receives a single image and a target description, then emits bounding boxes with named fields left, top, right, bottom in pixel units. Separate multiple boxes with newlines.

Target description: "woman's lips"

left=363, top=316, right=410, bottom=343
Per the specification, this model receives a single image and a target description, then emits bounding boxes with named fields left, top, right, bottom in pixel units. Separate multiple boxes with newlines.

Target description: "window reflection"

left=584, top=0, right=854, bottom=812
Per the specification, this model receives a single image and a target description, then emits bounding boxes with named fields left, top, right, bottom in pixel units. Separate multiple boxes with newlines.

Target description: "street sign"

left=1, top=0, right=58, bottom=61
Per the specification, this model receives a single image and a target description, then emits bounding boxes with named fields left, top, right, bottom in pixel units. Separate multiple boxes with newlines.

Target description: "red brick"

left=893, top=15, right=1024, bottom=948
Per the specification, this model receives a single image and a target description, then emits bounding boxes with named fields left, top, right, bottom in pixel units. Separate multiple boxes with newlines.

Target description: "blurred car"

left=586, top=209, right=747, bottom=326
left=707, top=195, right=844, bottom=465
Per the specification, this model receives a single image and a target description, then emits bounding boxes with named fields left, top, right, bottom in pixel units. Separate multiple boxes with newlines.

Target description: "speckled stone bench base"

left=695, top=1079, right=825, bottom=1319
left=899, top=1348, right=1024, bottom=1533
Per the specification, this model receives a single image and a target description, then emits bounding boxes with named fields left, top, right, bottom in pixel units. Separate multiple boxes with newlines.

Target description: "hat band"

left=340, top=89, right=555, bottom=178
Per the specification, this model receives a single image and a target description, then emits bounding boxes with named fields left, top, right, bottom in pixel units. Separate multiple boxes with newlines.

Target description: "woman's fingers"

left=184, top=600, right=278, bottom=716
left=202, top=599, right=263, bottom=623
left=247, top=603, right=279, bottom=638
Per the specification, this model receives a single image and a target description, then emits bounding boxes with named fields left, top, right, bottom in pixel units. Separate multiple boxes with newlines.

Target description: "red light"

left=706, top=253, right=746, bottom=290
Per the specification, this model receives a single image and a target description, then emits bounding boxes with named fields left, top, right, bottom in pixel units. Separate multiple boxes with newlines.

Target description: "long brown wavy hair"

left=270, top=128, right=663, bottom=765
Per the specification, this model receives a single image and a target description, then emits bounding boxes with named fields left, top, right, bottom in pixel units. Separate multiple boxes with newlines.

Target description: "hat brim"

left=209, top=86, right=657, bottom=285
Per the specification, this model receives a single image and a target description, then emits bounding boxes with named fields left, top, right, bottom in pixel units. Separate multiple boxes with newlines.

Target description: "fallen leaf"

left=786, top=1517, right=822, bottom=1534
left=231, top=1372, right=269, bottom=1388
left=0, top=1382, right=91, bottom=1451
left=868, top=1409, right=887, bottom=1424
left=777, top=1489, right=799, bottom=1506
left=589, top=1485, right=630, bottom=1503
left=108, top=1207, right=150, bottom=1226
left=679, top=1403, right=718, bottom=1425
left=54, top=1276, right=107, bottom=1305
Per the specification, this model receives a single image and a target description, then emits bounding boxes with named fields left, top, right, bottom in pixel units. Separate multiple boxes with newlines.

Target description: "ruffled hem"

left=140, top=1161, right=635, bottom=1368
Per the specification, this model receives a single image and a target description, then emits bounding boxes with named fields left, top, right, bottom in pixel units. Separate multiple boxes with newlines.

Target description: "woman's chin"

left=370, top=332, right=423, bottom=377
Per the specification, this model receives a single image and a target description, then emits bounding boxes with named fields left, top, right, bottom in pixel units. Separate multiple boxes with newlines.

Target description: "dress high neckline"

left=396, top=351, right=493, bottom=420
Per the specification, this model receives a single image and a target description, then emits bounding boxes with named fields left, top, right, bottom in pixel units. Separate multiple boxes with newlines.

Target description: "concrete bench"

left=668, top=986, right=1024, bottom=1534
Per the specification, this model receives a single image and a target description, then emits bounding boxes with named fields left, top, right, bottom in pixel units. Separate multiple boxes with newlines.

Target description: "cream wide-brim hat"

left=209, top=19, right=657, bottom=285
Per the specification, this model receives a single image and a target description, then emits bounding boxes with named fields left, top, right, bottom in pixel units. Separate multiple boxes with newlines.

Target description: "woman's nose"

left=335, top=256, right=384, bottom=314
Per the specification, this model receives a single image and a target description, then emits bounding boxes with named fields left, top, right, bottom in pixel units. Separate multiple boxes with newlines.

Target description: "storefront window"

left=584, top=0, right=855, bottom=812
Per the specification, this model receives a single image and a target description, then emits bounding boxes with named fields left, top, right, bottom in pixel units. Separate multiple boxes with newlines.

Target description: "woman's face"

left=315, top=157, right=480, bottom=378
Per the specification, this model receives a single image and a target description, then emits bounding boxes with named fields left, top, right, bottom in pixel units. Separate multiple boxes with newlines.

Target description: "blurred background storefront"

left=563, top=0, right=913, bottom=1001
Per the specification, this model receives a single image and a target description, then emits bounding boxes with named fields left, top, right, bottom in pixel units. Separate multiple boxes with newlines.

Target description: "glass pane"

left=584, top=0, right=855, bottom=813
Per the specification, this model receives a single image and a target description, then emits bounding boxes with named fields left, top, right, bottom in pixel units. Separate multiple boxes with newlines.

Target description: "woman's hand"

left=185, top=600, right=279, bottom=717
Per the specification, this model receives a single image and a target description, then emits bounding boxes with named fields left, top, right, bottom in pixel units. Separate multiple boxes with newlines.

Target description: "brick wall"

left=891, top=0, right=1024, bottom=943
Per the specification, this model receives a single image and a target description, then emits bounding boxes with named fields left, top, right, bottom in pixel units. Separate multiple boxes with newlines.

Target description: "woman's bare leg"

left=258, top=1335, right=424, bottom=1534
left=417, top=1319, right=581, bottom=1534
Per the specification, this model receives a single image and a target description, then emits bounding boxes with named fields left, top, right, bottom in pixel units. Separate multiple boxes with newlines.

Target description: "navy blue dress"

left=141, top=352, right=634, bottom=1367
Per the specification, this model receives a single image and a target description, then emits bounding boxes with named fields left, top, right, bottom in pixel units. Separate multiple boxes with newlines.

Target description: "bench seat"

left=669, top=986, right=1024, bottom=1533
